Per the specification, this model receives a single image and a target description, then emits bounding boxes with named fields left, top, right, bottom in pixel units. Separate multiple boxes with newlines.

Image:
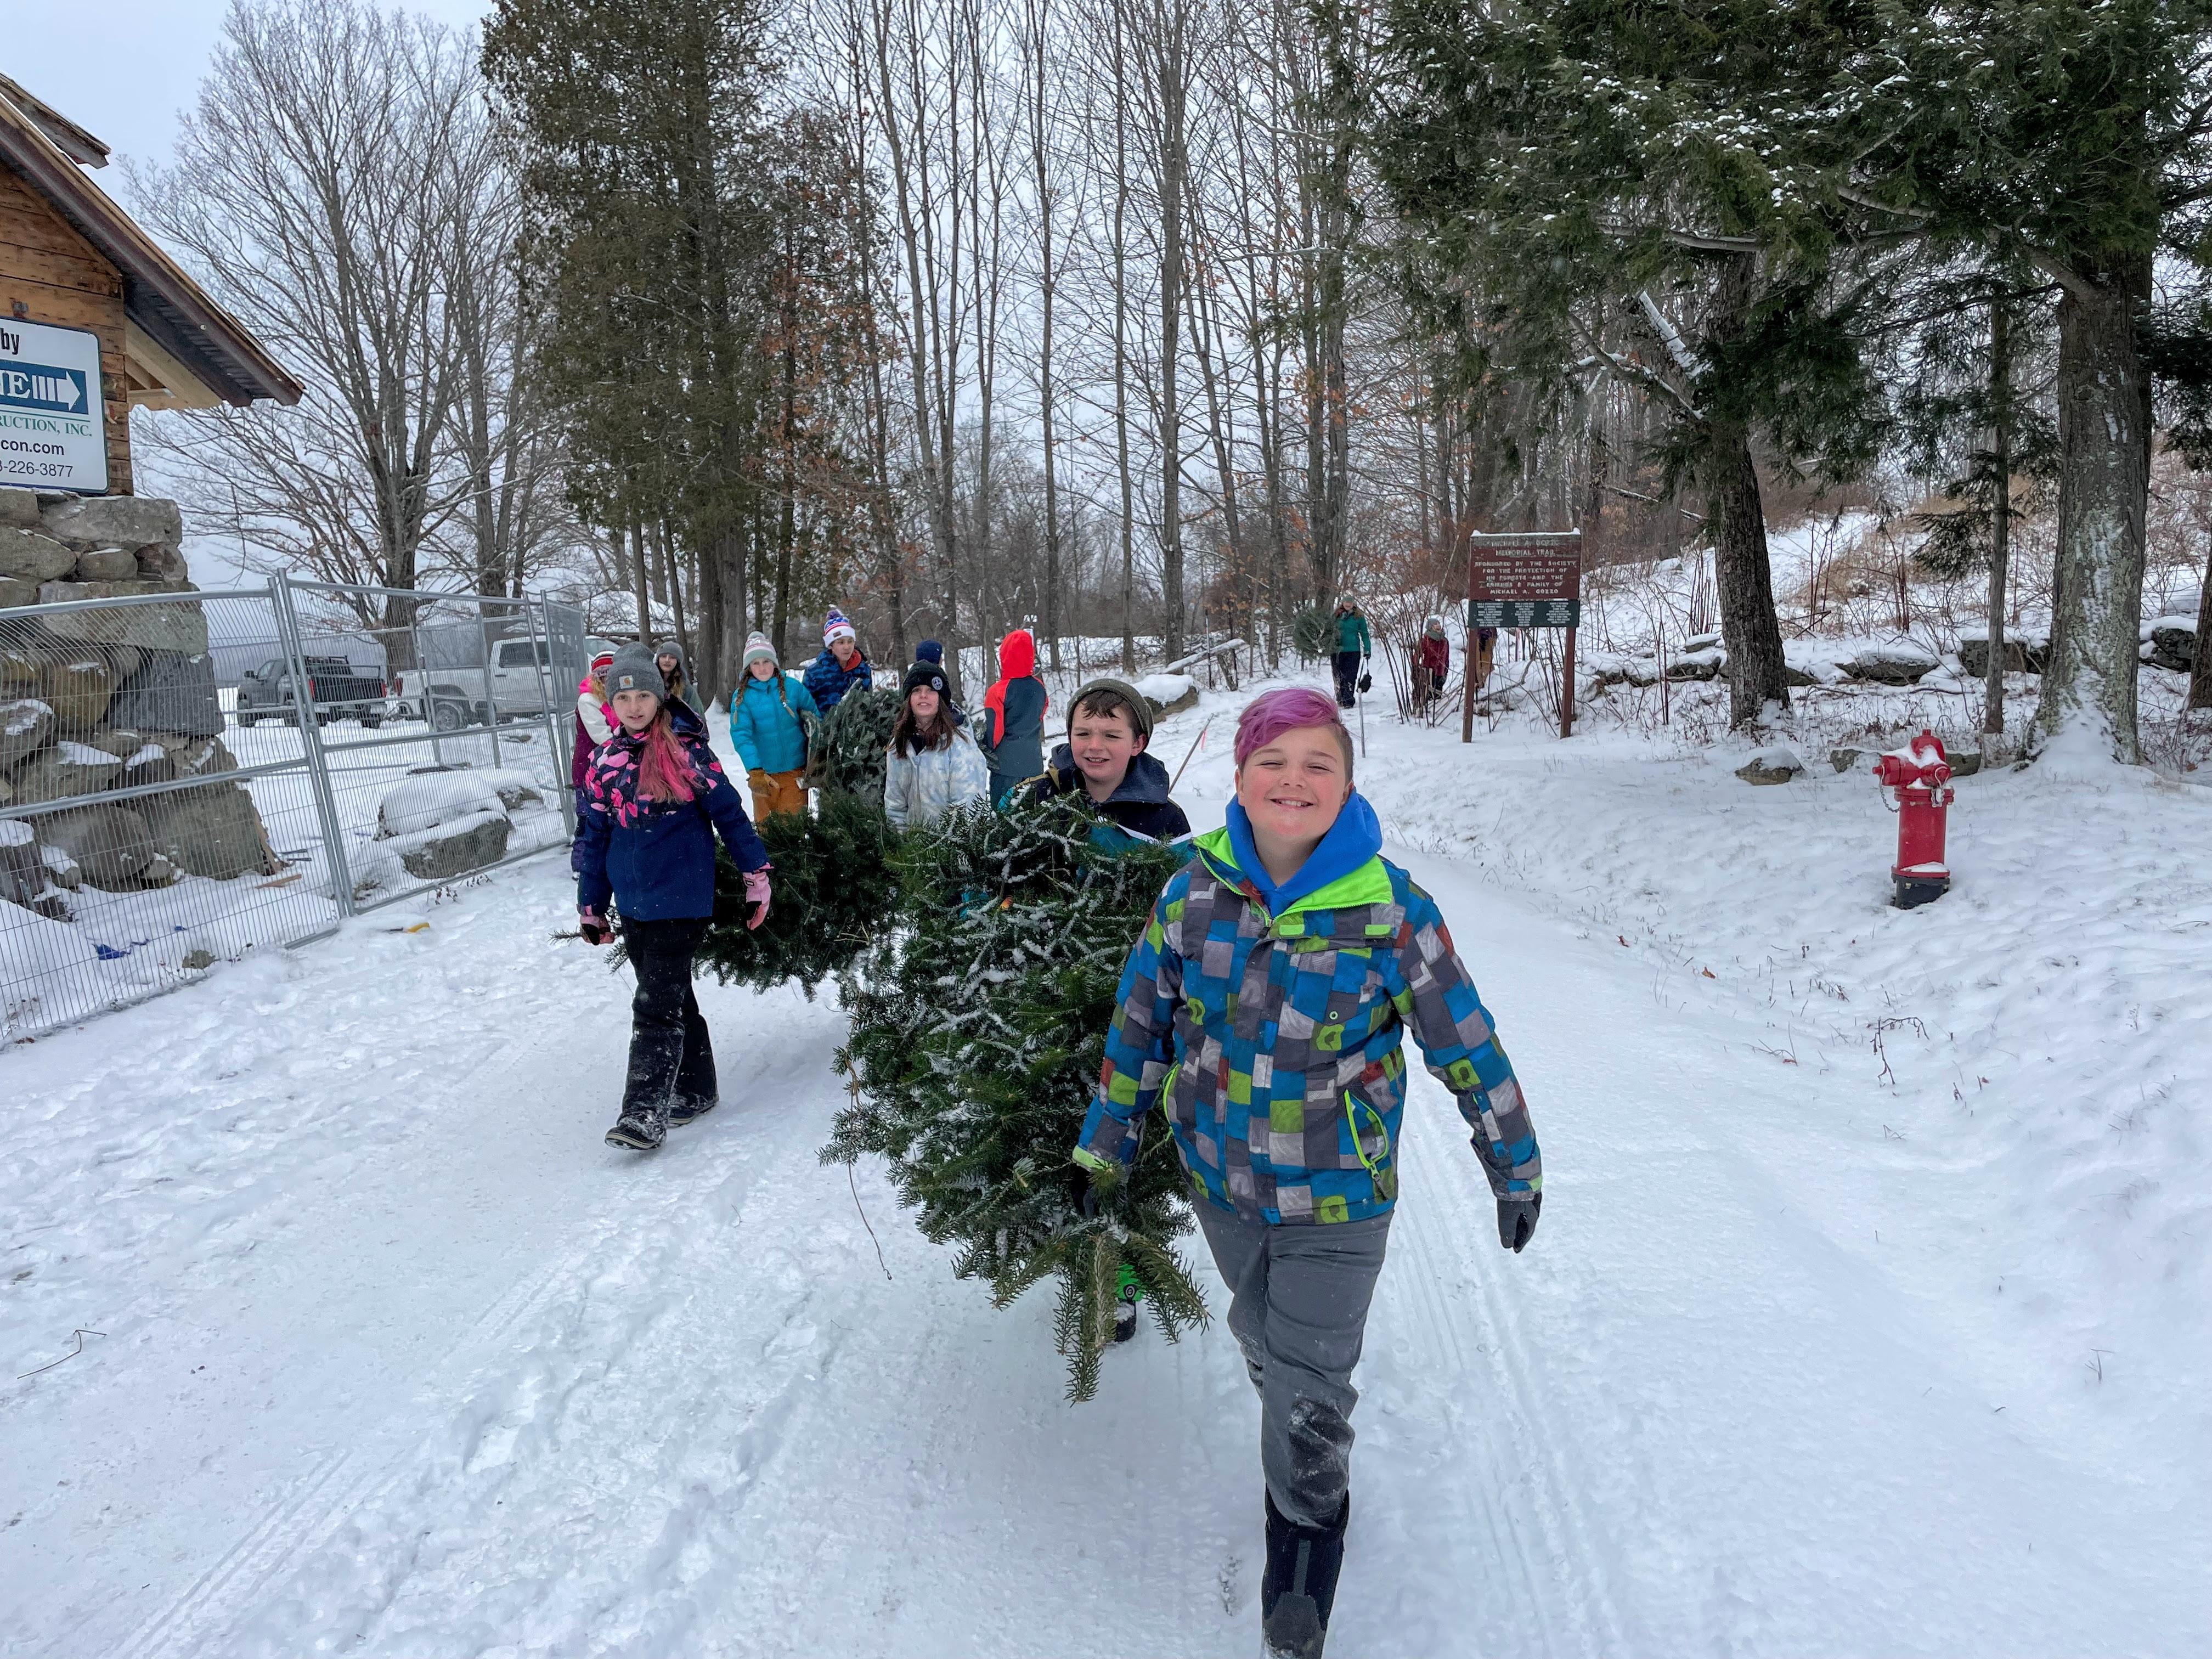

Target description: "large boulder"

left=0, top=526, right=76, bottom=583
left=108, top=650, right=224, bottom=738
left=0, top=487, right=41, bottom=529
left=32, top=651, right=120, bottom=735
left=135, top=543, right=190, bottom=581
left=1956, top=631, right=2048, bottom=678
left=145, top=780, right=275, bottom=879
left=0, top=577, right=38, bottom=607
left=376, top=770, right=507, bottom=838
left=8, top=739, right=125, bottom=803
left=2141, top=617, right=2197, bottom=675
left=140, top=730, right=239, bottom=779
left=0, top=818, right=42, bottom=907
left=394, top=809, right=510, bottom=880
left=36, top=803, right=156, bottom=888
left=1132, top=672, right=1199, bottom=716
left=1666, top=647, right=1725, bottom=681
left=32, top=582, right=208, bottom=654
left=1735, top=746, right=1804, bottom=785
left=39, top=494, right=183, bottom=552
left=1, top=697, right=54, bottom=770
left=1841, top=642, right=1940, bottom=685
left=70, top=546, right=140, bottom=582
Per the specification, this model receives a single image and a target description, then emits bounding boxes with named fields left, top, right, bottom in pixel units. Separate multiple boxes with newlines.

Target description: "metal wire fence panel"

left=0, top=578, right=591, bottom=1038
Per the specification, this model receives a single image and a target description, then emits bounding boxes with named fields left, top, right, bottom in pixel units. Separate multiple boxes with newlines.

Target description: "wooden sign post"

left=1462, top=529, right=1584, bottom=741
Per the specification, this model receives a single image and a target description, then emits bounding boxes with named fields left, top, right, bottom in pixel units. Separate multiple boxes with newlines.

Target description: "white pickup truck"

left=391, top=635, right=608, bottom=732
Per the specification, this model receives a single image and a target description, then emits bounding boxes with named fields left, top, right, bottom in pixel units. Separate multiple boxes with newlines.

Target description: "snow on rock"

left=1782, top=641, right=1848, bottom=687
left=1131, top=672, right=1198, bottom=714
left=0, top=817, right=31, bottom=847
left=1839, top=639, right=1941, bottom=684
left=374, top=770, right=510, bottom=839
left=1734, top=745, right=1805, bottom=784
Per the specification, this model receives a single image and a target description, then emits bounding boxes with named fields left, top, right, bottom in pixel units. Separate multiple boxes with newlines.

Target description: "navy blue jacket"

left=572, top=704, right=769, bottom=921
left=1017, top=744, right=1192, bottom=844
left=803, top=647, right=873, bottom=712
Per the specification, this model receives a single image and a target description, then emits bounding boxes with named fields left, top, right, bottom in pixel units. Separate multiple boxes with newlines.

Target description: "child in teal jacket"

left=728, top=631, right=818, bottom=821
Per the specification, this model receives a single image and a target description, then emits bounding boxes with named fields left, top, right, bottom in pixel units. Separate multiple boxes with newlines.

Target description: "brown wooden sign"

left=1467, top=530, right=1582, bottom=629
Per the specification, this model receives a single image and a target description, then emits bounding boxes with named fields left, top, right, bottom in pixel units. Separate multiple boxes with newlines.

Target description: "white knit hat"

left=742, top=631, right=778, bottom=670
left=823, top=607, right=857, bottom=647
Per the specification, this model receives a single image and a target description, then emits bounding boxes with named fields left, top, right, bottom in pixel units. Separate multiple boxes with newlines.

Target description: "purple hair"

left=1235, top=687, right=1353, bottom=776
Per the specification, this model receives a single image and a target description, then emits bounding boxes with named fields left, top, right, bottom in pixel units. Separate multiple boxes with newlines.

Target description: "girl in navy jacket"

left=572, top=644, right=771, bottom=1149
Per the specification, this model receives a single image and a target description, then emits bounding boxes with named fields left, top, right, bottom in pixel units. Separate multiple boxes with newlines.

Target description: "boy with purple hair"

left=1073, top=686, right=1542, bottom=1659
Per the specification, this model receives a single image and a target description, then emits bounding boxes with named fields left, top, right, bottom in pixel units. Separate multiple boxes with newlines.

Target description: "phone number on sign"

left=0, top=449, right=90, bottom=481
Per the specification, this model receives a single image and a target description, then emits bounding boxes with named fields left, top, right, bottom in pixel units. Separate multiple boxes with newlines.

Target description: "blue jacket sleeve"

left=696, top=753, right=770, bottom=872
left=572, top=774, right=613, bottom=915
left=1384, top=879, right=1541, bottom=1198
left=1074, top=874, right=1187, bottom=1169
left=729, top=690, right=759, bottom=773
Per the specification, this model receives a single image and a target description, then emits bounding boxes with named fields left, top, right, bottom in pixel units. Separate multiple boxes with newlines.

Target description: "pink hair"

left=635, top=709, right=697, bottom=804
left=1234, top=687, right=1353, bottom=776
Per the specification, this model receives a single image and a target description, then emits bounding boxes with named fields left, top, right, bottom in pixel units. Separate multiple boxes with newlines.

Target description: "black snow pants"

left=1332, top=651, right=1362, bottom=709
left=620, top=916, right=716, bottom=1121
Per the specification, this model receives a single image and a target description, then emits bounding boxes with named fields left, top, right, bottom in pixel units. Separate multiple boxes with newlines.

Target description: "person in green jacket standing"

left=1330, top=599, right=1371, bottom=709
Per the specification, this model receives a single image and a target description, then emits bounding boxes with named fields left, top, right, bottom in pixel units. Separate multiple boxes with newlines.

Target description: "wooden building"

left=0, top=74, right=298, bottom=496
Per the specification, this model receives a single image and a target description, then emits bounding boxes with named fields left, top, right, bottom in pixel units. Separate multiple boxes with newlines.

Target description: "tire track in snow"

left=1395, top=1085, right=1628, bottom=1656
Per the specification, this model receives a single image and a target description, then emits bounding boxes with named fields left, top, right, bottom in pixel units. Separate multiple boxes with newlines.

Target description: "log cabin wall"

left=0, top=156, right=131, bottom=494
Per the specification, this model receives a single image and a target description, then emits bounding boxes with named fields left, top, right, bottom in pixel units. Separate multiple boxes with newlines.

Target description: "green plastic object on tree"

left=826, top=795, right=1209, bottom=1401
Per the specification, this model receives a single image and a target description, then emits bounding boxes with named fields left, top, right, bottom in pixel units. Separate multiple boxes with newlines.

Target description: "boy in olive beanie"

left=1009, top=676, right=1189, bottom=844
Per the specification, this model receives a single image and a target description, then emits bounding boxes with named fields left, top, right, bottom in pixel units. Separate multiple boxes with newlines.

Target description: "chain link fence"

left=2, top=575, right=600, bottom=1039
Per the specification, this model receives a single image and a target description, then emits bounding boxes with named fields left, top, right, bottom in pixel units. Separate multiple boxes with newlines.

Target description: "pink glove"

left=743, top=867, right=772, bottom=931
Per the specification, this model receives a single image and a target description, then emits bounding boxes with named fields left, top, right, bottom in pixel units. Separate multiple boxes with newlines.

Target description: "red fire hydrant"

left=1872, top=730, right=1955, bottom=910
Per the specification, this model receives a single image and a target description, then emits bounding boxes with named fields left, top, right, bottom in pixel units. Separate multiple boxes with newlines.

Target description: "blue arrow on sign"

left=0, top=363, right=89, bottom=415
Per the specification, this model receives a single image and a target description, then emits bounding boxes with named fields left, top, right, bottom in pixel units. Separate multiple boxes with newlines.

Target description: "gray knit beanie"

left=1069, top=676, right=1155, bottom=742
left=605, top=641, right=665, bottom=703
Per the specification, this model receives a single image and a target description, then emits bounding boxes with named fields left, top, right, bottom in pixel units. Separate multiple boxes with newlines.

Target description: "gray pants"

left=1197, top=1204, right=1392, bottom=1527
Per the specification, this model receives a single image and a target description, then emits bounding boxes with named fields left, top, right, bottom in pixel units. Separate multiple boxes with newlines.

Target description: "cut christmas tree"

left=827, top=797, right=1207, bottom=1401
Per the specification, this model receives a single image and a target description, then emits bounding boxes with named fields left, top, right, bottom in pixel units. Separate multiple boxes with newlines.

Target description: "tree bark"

left=1700, top=255, right=1789, bottom=728
left=2033, top=253, right=2152, bottom=763
left=1984, top=299, right=2011, bottom=738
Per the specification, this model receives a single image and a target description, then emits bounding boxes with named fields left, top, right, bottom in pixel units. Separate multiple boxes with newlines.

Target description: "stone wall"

left=0, top=487, right=279, bottom=917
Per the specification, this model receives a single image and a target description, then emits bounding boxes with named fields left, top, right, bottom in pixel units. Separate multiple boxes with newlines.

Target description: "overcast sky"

left=12, top=3, right=494, bottom=591
left=10, top=1, right=493, bottom=172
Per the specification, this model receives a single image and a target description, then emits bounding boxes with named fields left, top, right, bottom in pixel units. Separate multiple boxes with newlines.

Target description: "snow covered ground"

left=4, top=679, right=2207, bottom=1657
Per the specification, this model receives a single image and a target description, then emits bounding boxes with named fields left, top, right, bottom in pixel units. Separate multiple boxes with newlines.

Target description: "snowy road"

left=5, top=730, right=2204, bottom=1655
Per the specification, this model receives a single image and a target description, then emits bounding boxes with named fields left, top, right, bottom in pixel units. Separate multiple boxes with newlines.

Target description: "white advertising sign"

left=0, top=318, right=108, bottom=493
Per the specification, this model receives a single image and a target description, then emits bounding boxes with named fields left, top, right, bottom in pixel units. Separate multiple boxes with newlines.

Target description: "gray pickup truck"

left=236, top=655, right=387, bottom=728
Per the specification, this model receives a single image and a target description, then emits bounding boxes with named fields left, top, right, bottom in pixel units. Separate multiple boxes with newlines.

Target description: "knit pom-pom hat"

left=823, top=607, right=857, bottom=647
left=742, top=631, right=778, bottom=671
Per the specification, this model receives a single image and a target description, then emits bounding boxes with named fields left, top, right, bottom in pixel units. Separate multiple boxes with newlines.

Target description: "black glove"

left=1498, top=1193, right=1541, bottom=1254
left=1357, top=672, right=1372, bottom=693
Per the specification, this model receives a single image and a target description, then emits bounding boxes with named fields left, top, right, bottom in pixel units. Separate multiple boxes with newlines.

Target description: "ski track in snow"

left=6, top=690, right=2209, bottom=1657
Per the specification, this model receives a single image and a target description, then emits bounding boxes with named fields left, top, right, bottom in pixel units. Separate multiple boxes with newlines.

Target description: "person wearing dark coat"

left=804, top=606, right=873, bottom=712
left=1414, top=616, right=1451, bottom=714
left=979, top=627, right=1048, bottom=804
left=572, top=642, right=771, bottom=1152
left=913, top=638, right=967, bottom=726
left=652, top=639, right=701, bottom=713
left=1011, top=676, right=1191, bottom=845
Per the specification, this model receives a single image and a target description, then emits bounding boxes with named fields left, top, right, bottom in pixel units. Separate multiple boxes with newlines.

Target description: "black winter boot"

left=605, top=1104, right=668, bottom=1150
left=669, top=1094, right=718, bottom=1126
left=1261, top=1489, right=1349, bottom=1659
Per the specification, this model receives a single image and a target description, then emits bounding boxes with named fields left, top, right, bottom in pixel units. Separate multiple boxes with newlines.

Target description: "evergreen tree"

left=668, top=788, right=901, bottom=996
left=1369, top=0, right=1909, bottom=728
left=826, top=799, right=1208, bottom=1401
left=1867, top=0, right=2212, bottom=761
left=806, top=684, right=901, bottom=802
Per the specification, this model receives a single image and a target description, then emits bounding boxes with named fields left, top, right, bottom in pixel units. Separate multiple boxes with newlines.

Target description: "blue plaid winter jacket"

left=1075, top=805, right=1539, bottom=1226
